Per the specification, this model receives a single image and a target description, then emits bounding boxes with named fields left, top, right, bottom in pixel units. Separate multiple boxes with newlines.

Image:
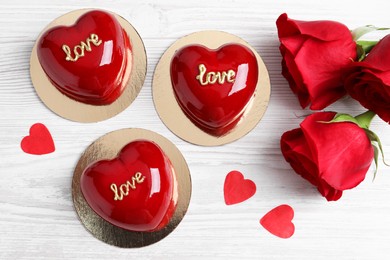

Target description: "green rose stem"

left=324, top=110, right=388, bottom=178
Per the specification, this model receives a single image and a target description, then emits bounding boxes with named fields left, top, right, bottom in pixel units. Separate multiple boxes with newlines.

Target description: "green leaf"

left=372, top=144, right=379, bottom=181
left=377, top=27, right=390, bottom=31
left=320, top=111, right=376, bottom=129
left=352, top=25, right=378, bottom=41
left=319, top=113, right=360, bottom=125
left=354, top=110, right=376, bottom=129
left=356, top=44, right=366, bottom=62
left=353, top=26, right=390, bottom=58
left=364, top=129, right=390, bottom=167
left=356, top=40, right=379, bottom=56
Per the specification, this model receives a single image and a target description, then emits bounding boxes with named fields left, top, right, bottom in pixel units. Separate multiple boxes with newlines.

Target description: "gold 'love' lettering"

left=62, top=33, right=102, bottom=62
left=196, top=64, right=236, bottom=86
left=110, top=172, right=146, bottom=201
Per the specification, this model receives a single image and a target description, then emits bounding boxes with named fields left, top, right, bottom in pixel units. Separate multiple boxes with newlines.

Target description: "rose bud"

left=280, top=111, right=375, bottom=201
left=276, top=13, right=357, bottom=110
left=345, top=35, right=390, bottom=123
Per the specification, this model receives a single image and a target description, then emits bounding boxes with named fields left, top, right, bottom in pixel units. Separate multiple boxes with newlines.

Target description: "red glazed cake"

left=37, top=10, right=132, bottom=105
left=170, top=44, right=258, bottom=136
left=80, top=140, right=177, bottom=232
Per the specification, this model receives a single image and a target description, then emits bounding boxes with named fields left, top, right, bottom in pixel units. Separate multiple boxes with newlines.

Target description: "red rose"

left=280, top=112, right=374, bottom=201
left=345, top=35, right=390, bottom=123
left=276, top=13, right=357, bottom=110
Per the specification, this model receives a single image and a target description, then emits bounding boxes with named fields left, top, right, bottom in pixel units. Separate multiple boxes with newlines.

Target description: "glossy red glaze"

left=37, top=10, right=132, bottom=105
left=170, top=44, right=258, bottom=136
left=80, top=140, right=176, bottom=232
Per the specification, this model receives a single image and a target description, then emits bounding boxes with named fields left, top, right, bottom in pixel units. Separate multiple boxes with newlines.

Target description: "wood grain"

left=1, top=0, right=390, bottom=259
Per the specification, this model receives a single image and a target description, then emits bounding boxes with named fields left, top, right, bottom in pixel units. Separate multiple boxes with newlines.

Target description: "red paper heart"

left=37, top=10, right=132, bottom=105
left=21, top=123, right=55, bottom=155
left=260, top=204, right=295, bottom=239
left=224, top=170, right=256, bottom=205
left=170, top=44, right=258, bottom=136
left=80, top=140, right=177, bottom=232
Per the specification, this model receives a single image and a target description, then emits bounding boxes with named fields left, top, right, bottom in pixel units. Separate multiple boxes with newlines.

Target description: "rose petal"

left=281, top=128, right=319, bottom=186
left=362, top=35, right=390, bottom=72
left=277, top=14, right=356, bottom=110
left=281, top=125, right=345, bottom=201
left=344, top=35, right=390, bottom=123
left=277, top=13, right=354, bottom=42
left=294, top=39, right=354, bottom=109
left=280, top=36, right=307, bottom=56
left=276, top=13, right=300, bottom=38
left=301, top=112, right=374, bottom=190
left=317, top=180, right=343, bottom=201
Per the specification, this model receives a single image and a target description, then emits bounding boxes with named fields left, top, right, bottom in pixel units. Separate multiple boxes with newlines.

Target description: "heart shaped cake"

left=170, top=44, right=258, bottom=136
left=80, top=140, right=177, bottom=232
left=37, top=10, right=132, bottom=105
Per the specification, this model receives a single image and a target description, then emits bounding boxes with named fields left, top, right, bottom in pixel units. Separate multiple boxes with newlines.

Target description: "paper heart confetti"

left=260, top=204, right=295, bottom=239
left=224, top=170, right=256, bottom=205
left=21, top=123, right=55, bottom=155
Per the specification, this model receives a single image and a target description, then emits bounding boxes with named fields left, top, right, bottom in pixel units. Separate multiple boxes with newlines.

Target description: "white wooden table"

left=1, top=0, right=390, bottom=259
